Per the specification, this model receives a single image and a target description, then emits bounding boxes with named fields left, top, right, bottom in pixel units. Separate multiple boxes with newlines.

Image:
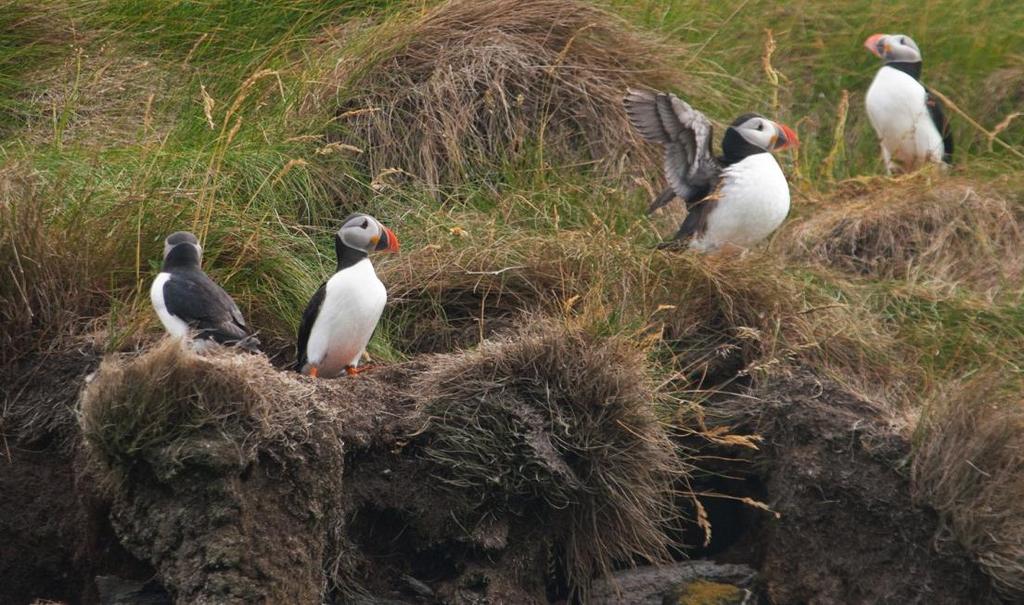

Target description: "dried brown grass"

left=80, top=338, right=343, bottom=483
left=320, top=0, right=695, bottom=192
left=781, top=177, right=1024, bottom=293
left=21, top=47, right=176, bottom=147
left=411, top=317, right=681, bottom=597
left=381, top=224, right=905, bottom=401
left=912, top=375, right=1024, bottom=600
left=0, top=164, right=117, bottom=361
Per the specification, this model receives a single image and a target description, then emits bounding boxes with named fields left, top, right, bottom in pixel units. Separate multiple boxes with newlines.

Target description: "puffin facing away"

left=150, top=231, right=260, bottom=351
left=624, top=88, right=798, bottom=252
left=295, top=214, right=399, bottom=378
left=864, top=33, right=953, bottom=173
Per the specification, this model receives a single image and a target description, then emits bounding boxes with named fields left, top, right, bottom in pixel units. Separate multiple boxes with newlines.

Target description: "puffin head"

left=336, top=213, right=400, bottom=256
left=162, top=231, right=202, bottom=268
left=722, top=113, right=799, bottom=162
left=864, top=33, right=922, bottom=64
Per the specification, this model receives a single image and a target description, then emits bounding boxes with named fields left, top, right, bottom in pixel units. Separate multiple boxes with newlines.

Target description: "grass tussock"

left=380, top=218, right=904, bottom=401
left=782, top=177, right=1024, bottom=292
left=324, top=0, right=688, bottom=193
left=412, top=318, right=681, bottom=595
left=655, top=253, right=907, bottom=398
left=912, top=376, right=1024, bottom=600
left=0, top=163, right=119, bottom=361
left=79, top=338, right=332, bottom=482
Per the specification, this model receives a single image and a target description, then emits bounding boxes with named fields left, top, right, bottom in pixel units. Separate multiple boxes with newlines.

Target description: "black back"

left=162, top=268, right=258, bottom=349
left=925, top=89, right=954, bottom=163
left=293, top=283, right=326, bottom=371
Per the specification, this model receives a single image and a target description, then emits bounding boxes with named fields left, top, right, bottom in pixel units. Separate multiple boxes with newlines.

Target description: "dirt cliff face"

left=706, top=375, right=996, bottom=604
left=0, top=338, right=1000, bottom=605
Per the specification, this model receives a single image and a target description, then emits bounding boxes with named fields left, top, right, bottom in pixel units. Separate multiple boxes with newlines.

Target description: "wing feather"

left=294, top=283, right=327, bottom=371
left=624, top=88, right=722, bottom=214
left=925, top=89, right=954, bottom=164
left=163, top=271, right=257, bottom=348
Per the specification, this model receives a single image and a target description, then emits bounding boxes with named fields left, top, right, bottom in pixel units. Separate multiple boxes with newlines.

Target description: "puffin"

left=864, top=33, right=953, bottom=173
left=150, top=231, right=260, bottom=351
left=624, top=88, right=799, bottom=252
left=295, top=213, right=399, bottom=378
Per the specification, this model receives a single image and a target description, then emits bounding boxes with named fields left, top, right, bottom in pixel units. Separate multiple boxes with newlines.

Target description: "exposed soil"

left=0, top=348, right=154, bottom=605
left=0, top=346, right=999, bottom=604
left=704, top=373, right=997, bottom=604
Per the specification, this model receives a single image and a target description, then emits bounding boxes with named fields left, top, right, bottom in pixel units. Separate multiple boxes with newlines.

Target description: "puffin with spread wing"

left=624, top=88, right=798, bottom=252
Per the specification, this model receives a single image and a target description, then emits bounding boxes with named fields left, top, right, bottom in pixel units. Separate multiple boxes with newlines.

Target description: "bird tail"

left=647, top=187, right=677, bottom=214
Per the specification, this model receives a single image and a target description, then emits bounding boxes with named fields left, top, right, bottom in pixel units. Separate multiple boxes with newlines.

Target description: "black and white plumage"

left=624, top=88, right=799, bottom=252
left=295, top=214, right=399, bottom=378
left=864, top=33, right=953, bottom=173
left=150, top=231, right=259, bottom=351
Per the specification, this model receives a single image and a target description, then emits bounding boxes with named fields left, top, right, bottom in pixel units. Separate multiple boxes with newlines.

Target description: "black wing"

left=163, top=270, right=257, bottom=348
left=925, top=89, right=953, bottom=164
left=294, top=282, right=327, bottom=371
left=624, top=88, right=722, bottom=214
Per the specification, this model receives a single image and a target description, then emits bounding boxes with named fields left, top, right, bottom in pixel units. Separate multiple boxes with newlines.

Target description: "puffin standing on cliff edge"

left=624, top=88, right=799, bottom=252
left=864, top=33, right=953, bottom=173
left=150, top=231, right=260, bottom=351
left=295, top=213, right=399, bottom=378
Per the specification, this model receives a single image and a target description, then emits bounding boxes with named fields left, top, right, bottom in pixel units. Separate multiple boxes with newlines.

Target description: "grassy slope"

left=3, top=0, right=1024, bottom=597
left=1, top=0, right=1022, bottom=441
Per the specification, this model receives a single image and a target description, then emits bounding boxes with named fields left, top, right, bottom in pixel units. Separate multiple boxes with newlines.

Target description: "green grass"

left=2, top=0, right=1023, bottom=392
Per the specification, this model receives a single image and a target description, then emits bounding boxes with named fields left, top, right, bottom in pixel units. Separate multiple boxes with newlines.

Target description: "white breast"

left=303, top=258, right=387, bottom=377
left=865, top=66, right=944, bottom=172
left=691, top=153, right=791, bottom=253
left=150, top=272, right=190, bottom=338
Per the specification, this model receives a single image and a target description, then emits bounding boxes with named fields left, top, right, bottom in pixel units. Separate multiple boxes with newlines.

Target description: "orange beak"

left=864, top=33, right=887, bottom=58
left=375, top=226, right=400, bottom=253
left=773, top=122, right=799, bottom=151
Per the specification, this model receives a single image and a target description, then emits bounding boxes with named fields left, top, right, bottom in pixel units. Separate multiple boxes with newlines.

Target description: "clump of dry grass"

left=380, top=221, right=903, bottom=401
left=0, top=164, right=116, bottom=361
left=912, top=375, right=1024, bottom=600
left=80, top=338, right=336, bottom=482
left=322, top=0, right=695, bottom=192
left=411, top=317, right=681, bottom=596
left=655, top=252, right=905, bottom=396
left=781, top=177, right=1024, bottom=293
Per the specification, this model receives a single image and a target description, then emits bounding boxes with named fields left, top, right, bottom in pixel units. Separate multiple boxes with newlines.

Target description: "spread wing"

left=163, top=271, right=255, bottom=347
left=624, top=88, right=722, bottom=213
left=925, top=89, right=953, bottom=164
left=294, top=282, right=327, bottom=371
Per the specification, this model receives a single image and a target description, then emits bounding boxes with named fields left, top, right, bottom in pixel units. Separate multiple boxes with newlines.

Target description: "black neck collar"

left=721, top=127, right=768, bottom=165
left=162, top=246, right=201, bottom=271
left=885, top=61, right=922, bottom=80
left=335, top=236, right=368, bottom=271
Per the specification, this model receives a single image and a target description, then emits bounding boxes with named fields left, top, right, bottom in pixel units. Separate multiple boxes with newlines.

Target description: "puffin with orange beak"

left=625, top=88, right=799, bottom=252
left=864, top=33, right=952, bottom=173
left=295, top=213, right=399, bottom=378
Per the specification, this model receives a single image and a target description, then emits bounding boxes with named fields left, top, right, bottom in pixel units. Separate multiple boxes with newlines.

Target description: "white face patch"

left=881, top=34, right=922, bottom=62
left=339, top=215, right=385, bottom=252
left=734, top=116, right=778, bottom=151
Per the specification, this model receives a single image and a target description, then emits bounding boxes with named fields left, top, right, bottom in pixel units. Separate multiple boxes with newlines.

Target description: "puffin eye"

left=756, top=122, right=764, bottom=131
left=360, top=219, right=369, bottom=229
left=899, top=37, right=906, bottom=45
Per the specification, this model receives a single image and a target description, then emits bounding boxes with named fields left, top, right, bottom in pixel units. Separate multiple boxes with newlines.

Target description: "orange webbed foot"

left=309, top=367, right=319, bottom=378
